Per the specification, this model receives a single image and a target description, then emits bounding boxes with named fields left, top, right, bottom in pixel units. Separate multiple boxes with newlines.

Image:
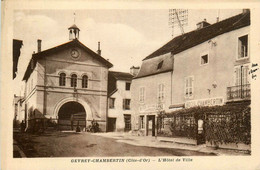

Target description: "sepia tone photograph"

left=11, top=8, right=253, bottom=158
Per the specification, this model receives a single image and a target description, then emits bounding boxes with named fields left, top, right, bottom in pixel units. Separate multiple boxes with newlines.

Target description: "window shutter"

left=123, top=99, right=125, bottom=110
left=235, top=67, right=240, bottom=86
left=142, top=87, right=145, bottom=102
left=191, top=77, right=194, bottom=96
left=243, top=65, right=249, bottom=85
left=238, top=39, right=242, bottom=59
left=139, top=88, right=141, bottom=102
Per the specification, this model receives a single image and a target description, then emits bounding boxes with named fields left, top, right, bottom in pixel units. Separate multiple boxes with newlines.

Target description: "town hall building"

left=22, top=24, right=113, bottom=131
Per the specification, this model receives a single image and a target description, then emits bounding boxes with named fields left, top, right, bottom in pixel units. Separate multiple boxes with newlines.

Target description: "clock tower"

left=68, top=24, right=80, bottom=40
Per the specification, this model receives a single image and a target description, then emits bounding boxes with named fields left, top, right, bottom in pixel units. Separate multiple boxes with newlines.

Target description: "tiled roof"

left=68, top=24, right=80, bottom=30
left=22, top=39, right=113, bottom=81
left=143, top=11, right=250, bottom=60
left=109, top=71, right=134, bottom=81
left=134, top=53, right=173, bottom=79
left=134, top=11, right=250, bottom=79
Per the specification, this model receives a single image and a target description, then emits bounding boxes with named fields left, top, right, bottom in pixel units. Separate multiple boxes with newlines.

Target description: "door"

left=147, top=115, right=155, bottom=136
left=197, top=118, right=206, bottom=145
left=124, top=115, right=131, bottom=132
left=107, top=118, right=116, bottom=132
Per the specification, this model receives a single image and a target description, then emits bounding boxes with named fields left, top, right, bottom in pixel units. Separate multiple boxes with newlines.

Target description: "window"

left=125, top=82, right=131, bottom=91
left=140, top=116, right=144, bottom=129
left=123, top=99, right=131, bottom=110
left=185, top=76, right=194, bottom=98
left=238, top=35, right=248, bottom=59
left=201, top=54, right=209, bottom=65
left=139, top=87, right=145, bottom=102
left=158, top=83, right=165, bottom=101
left=71, top=74, right=77, bottom=87
left=59, top=73, right=66, bottom=86
left=157, top=61, right=163, bottom=70
left=109, top=98, right=115, bottom=109
left=234, top=65, right=250, bottom=86
left=82, top=75, right=88, bottom=88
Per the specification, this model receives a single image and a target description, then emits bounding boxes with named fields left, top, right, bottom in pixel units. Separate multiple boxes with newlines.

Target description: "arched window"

left=71, top=74, right=77, bottom=87
left=59, top=73, right=66, bottom=86
left=82, top=75, right=88, bottom=88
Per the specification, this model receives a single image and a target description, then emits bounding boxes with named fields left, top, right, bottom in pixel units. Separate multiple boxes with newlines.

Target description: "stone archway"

left=53, top=97, right=93, bottom=130
left=58, top=101, right=86, bottom=130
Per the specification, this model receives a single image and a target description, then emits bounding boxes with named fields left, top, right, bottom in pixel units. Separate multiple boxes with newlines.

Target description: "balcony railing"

left=227, top=84, right=250, bottom=100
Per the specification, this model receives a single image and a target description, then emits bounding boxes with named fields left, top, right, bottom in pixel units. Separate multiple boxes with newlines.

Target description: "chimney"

left=196, top=19, right=211, bottom=29
left=130, top=66, right=140, bottom=77
left=216, top=17, right=219, bottom=23
left=37, top=39, right=42, bottom=53
left=97, top=42, right=101, bottom=55
left=242, top=9, right=250, bottom=14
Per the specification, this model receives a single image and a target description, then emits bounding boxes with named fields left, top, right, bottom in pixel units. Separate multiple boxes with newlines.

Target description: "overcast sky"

left=13, top=9, right=243, bottom=95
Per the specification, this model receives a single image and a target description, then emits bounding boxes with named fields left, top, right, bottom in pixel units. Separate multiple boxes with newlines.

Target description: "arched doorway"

left=58, top=101, right=86, bottom=131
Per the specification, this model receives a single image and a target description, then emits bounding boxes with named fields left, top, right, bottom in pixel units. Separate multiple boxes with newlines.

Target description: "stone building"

left=22, top=24, right=113, bottom=131
left=131, top=10, right=250, bottom=137
left=107, top=71, right=134, bottom=132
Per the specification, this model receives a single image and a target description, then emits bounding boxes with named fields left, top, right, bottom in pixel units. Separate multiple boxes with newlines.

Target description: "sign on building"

left=185, top=97, right=224, bottom=108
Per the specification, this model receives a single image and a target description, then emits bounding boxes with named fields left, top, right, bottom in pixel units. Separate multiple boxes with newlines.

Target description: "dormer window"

left=157, top=61, right=163, bottom=70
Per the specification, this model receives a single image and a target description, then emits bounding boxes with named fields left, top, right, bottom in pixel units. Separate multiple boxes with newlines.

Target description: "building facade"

left=131, top=10, right=250, bottom=136
left=131, top=53, right=174, bottom=136
left=107, top=71, right=134, bottom=132
left=22, top=24, right=113, bottom=131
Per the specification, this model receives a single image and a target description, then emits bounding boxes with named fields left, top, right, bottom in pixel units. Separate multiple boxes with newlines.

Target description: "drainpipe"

left=43, top=58, right=47, bottom=115
left=106, top=71, right=109, bottom=132
left=171, top=54, right=174, bottom=105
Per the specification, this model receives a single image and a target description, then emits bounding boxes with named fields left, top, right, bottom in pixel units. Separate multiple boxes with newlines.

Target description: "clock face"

left=71, top=49, right=79, bottom=59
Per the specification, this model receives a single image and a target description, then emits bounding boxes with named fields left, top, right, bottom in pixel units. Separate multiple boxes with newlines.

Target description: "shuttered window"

left=139, top=87, right=145, bottom=102
left=185, top=76, right=194, bottom=98
left=158, top=83, right=165, bottom=101
left=234, top=65, right=250, bottom=86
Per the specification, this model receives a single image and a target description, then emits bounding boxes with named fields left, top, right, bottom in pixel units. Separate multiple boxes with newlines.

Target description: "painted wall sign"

left=139, top=103, right=165, bottom=112
left=185, top=97, right=224, bottom=108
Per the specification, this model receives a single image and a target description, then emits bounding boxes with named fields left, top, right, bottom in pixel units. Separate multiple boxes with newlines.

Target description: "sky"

left=13, top=9, right=243, bottom=95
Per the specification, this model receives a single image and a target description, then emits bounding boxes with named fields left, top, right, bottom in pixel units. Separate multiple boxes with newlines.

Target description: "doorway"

left=146, top=115, right=155, bottom=136
left=107, top=118, right=116, bottom=132
left=58, top=101, right=86, bottom=130
left=124, top=114, right=131, bottom=132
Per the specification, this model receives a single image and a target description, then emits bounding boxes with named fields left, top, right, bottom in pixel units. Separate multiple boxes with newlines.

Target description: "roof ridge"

left=34, top=40, right=74, bottom=55
left=143, top=12, right=248, bottom=61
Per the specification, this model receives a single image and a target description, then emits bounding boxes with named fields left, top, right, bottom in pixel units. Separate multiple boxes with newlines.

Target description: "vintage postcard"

left=1, top=0, right=260, bottom=170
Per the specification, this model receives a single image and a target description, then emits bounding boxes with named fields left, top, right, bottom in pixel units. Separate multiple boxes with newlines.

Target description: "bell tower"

left=68, top=24, right=80, bottom=40
left=68, top=13, right=80, bottom=40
